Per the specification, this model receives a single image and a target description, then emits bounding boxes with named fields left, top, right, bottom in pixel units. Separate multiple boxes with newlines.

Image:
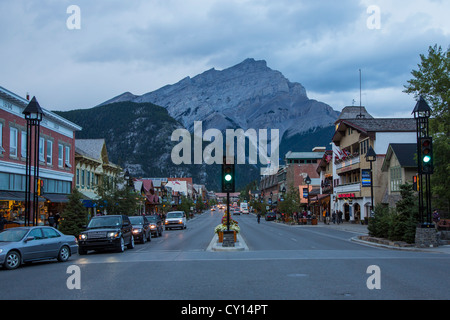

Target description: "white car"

left=165, top=211, right=187, bottom=230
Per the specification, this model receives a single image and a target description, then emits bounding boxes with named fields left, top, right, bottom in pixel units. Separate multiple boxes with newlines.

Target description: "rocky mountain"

left=59, top=59, right=341, bottom=191
left=56, top=101, right=258, bottom=191
left=101, top=58, right=339, bottom=138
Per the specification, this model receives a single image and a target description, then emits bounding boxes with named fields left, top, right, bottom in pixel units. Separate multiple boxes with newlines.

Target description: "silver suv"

left=165, top=211, right=187, bottom=230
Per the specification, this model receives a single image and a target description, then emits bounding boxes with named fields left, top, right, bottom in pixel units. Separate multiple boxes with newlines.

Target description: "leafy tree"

left=404, top=44, right=450, bottom=212
left=178, top=195, right=193, bottom=218
left=59, top=188, right=88, bottom=237
left=278, top=184, right=301, bottom=217
left=195, top=195, right=205, bottom=212
left=95, top=174, right=140, bottom=215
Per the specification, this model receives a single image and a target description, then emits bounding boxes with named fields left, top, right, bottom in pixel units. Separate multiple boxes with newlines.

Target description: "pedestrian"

left=0, top=215, right=8, bottom=231
left=257, top=213, right=261, bottom=224
left=432, top=209, right=440, bottom=229
left=332, top=211, right=336, bottom=224
left=325, top=209, right=330, bottom=225
left=54, top=212, right=60, bottom=229
left=338, top=210, right=343, bottom=224
left=48, top=213, right=55, bottom=227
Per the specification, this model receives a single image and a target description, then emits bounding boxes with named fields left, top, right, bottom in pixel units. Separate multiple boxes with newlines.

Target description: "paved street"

left=1, top=209, right=449, bottom=301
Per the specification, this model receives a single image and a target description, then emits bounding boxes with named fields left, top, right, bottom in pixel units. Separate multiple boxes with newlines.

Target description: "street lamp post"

left=23, top=97, right=44, bottom=226
left=412, top=96, right=433, bottom=227
left=365, top=146, right=377, bottom=216
left=305, top=175, right=311, bottom=214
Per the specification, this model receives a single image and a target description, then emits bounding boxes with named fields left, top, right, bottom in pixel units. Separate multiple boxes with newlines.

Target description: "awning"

left=42, top=193, right=70, bottom=203
left=0, top=191, right=45, bottom=202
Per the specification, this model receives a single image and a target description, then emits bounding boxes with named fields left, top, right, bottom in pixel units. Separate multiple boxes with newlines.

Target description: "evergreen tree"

left=404, top=44, right=450, bottom=212
left=59, top=188, right=88, bottom=237
left=395, top=184, right=419, bottom=243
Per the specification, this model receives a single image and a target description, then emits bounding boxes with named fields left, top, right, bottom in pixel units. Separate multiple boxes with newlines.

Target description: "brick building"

left=0, top=86, right=81, bottom=226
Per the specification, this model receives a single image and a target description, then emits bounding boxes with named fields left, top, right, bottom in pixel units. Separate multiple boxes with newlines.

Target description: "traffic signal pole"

left=227, top=191, right=230, bottom=232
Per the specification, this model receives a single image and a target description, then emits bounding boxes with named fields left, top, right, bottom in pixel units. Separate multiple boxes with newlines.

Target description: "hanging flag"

left=332, top=143, right=343, bottom=160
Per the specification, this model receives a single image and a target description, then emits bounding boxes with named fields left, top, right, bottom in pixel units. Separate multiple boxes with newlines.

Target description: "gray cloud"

left=0, top=0, right=449, bottom=117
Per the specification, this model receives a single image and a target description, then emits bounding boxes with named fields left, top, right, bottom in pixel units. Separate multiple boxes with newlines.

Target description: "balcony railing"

left=335, top=156, right=360, bottom=170
left=334, top=182, right=361, bottom=193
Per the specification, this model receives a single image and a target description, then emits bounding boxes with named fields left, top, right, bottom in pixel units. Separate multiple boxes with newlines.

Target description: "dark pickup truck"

left=78, top=215, right=135, bottom=255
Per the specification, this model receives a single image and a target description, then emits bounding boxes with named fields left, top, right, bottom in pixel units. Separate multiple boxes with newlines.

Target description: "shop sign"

left=362, top=169, right=372, bottom=187
left=338, top=193, right=356, bottom=199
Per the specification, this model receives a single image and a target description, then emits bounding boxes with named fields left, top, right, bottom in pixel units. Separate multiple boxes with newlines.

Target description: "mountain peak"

left=232, top=58, right=268, bottom=70
left=99, top=59, right=337, bottom=137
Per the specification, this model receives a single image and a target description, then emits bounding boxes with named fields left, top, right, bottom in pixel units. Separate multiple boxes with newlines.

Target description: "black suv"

left=78, top=215, right=135, bottom=255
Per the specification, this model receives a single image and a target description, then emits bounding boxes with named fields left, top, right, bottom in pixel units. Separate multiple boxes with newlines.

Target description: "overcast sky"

left=1, top=0, right=449, bottom=118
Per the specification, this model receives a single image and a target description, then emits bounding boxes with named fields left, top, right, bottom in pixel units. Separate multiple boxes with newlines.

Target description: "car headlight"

left=165, top=220, right=169, bottom=225
left=150, top=225, right=156, bottom=229
left=79, top=234, right=87, bottom=241
left=178, top=219, right=183, bottom=224
left=0, top=249, right=3, bottom=254
left=132, top=228, right=141, bottom=234
left=107, top=231, right=120, bottom=238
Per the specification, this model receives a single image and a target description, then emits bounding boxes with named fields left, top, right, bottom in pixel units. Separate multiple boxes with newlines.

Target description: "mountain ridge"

left=101, top=58, right=339, bottom=138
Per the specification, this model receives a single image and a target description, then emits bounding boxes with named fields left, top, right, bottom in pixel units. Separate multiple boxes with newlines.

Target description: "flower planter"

left=217, top=231, right=236, bottom=243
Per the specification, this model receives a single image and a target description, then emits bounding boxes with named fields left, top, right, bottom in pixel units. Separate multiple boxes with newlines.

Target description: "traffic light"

left=37, top=179, right=44, bottom=196
left=420, top=137, right=433, bottom=174
left=221, top=157, right=235, bottom=193
left=413, top=175, right=419, bottom=191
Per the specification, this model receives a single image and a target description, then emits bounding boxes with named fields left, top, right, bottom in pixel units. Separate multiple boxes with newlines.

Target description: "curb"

left=351, top=236, right=450, bottom=254
left=207, top=233, right=249, bottom=252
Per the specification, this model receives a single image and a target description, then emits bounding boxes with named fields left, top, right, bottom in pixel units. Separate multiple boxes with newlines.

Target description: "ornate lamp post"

left=23, top=97, right=44, bottom=226
left=305, top=175, right=311, bottom=213
left=412, top=96, right=433, bottom=227
left=365, top=146, right=377, bottom=216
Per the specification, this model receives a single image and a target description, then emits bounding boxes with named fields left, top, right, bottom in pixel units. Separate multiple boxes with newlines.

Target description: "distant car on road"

left=233, top=209, right=240, bottom=215
left=147, top=215, right=163, bottom=237
left=129, top=216, right=151, bottom=244
left=0, top=226, right=78, bottom=270
left=265, top=212, right=276, bottom=221
left=165, top=211, right=187, bottom=230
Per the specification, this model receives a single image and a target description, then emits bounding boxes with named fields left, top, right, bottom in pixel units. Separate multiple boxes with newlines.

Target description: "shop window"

left=21, top=131, right=27, bottom=158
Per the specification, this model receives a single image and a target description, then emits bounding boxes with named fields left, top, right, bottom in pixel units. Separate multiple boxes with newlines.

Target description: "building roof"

left=75, top=139, right=107, bottom=161
left=285, top=151, right=325, bottom=160
left=333, top=118, right=416, bottom=143
left=381, top=143, right=417, bottom=171
left=343, top=118, right=416, bottom=132
left=336, top=106, right=374, bottom=122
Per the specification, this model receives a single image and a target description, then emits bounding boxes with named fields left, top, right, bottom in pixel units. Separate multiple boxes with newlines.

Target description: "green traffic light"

left=423, top=155, right=431, bottom=163
left=225, top=174, right=232, bottom=182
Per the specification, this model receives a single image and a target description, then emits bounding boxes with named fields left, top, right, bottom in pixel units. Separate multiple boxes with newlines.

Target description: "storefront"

left=0, top=191, right=48, bottom=227
left=336, top=192, right=370, bottom=224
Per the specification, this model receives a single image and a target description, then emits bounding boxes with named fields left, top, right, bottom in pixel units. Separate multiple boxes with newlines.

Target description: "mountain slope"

left=102, top=58, right=339, bottom=137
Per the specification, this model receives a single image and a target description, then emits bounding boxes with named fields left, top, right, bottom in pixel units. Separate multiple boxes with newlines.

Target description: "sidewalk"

left=277, top=220, right=450, bottom=254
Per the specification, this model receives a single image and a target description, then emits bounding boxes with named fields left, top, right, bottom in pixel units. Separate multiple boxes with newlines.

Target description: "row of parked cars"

left=0, top=211, right=187, bottom=270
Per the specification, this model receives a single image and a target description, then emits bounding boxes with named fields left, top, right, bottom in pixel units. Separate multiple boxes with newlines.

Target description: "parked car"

left=233, top=209, right=240, bottom=215
left=147, top=215, right=163, bottom=237
left=0, top=226, right=78, bottom=270
left=165, top=211, right=187, bottom=230
left=265, top=212, right=276, bottom=221
left=129, top=216, right=151, bottom=244
left=78, top=215, right=134, bottom=255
